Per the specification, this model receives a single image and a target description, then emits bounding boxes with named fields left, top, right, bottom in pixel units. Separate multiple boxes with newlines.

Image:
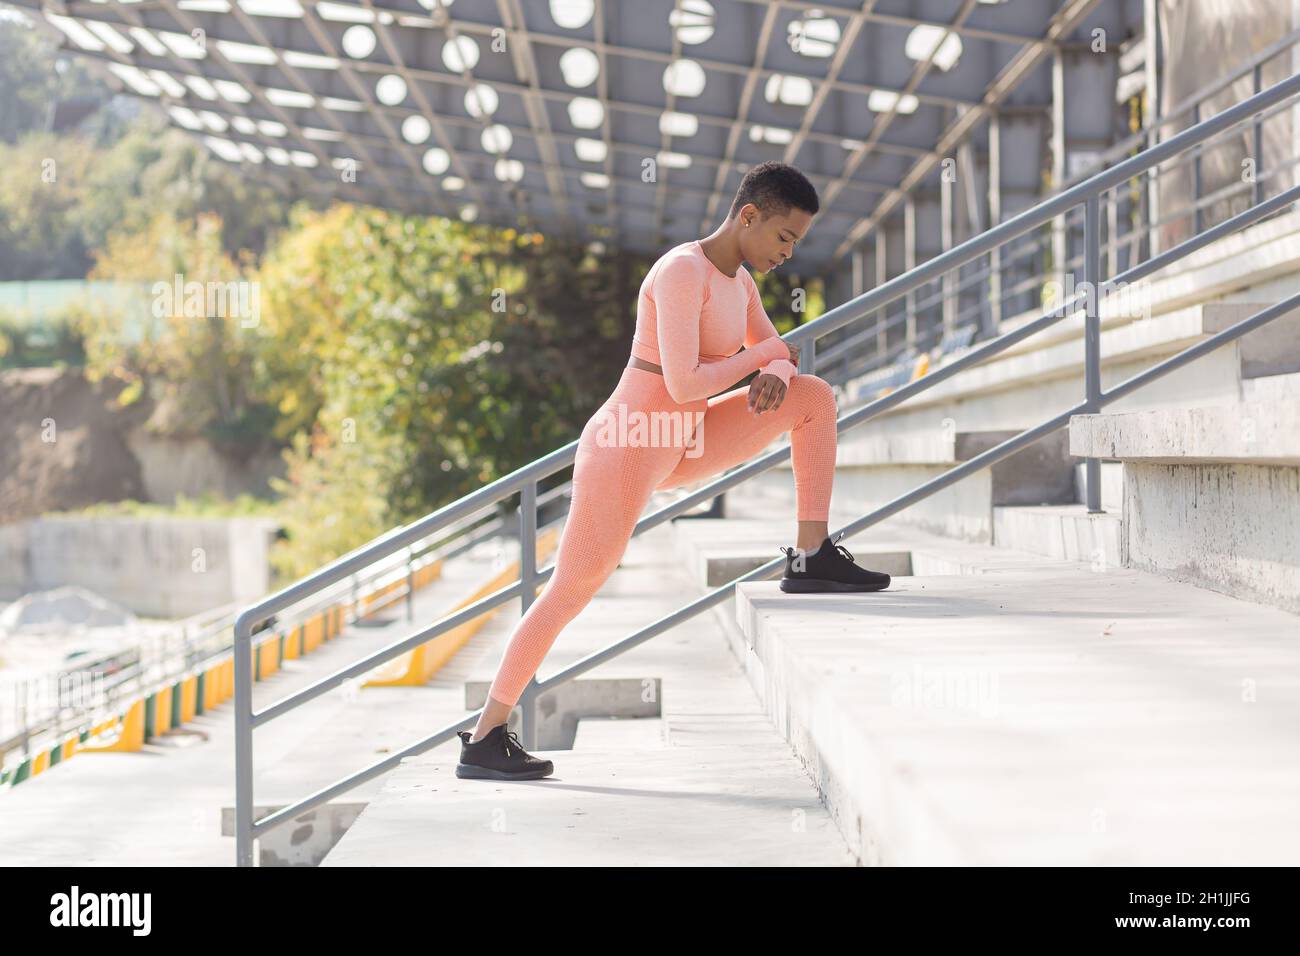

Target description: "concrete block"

left=1123, top=461, right=1300, bottom=613
left=464, top=677, right=661, bottom=750
left=993, top=505, right=1122, bottom=568
left=221, top=801, right=367, bottom=866
left=1202, top=302, right=1300, bottom=378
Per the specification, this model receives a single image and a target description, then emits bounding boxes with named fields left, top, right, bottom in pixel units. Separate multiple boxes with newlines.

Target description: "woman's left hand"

left=748, top=373, right=787, bottom=414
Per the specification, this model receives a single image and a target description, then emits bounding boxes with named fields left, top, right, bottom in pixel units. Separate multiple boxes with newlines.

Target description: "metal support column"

left=1084, top=195, right=1103, bottom=514
left=1051, top=46, right=1068, bottom=288
left=904, top=198, right=917, bottom=347
left=516, top=481, right=540, bottom=749
left=875, top=229, right=889, bottom=356
left=987, top=111, right=1003, bottom=338
left=941, top=165, right=956, bottom=337
left=1143, top=0, right=1162, bottom=257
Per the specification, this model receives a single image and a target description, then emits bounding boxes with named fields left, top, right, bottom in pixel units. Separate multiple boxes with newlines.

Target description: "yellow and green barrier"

left=2, top=546, right=460, bottom=789
left=364, top=528, right=558, bottom=687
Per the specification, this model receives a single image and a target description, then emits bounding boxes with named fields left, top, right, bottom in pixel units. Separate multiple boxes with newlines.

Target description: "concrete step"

left=571, top=715, right=668, bottom=749
left=1070, top=400, right=1300, bottom=612
left=1241, top=370, right=1300, bottom=402
left=668, top=509, right=1088, bottom=592
left=992, top=504, right=1123, bottom=568
left=731, top=566, right=1300, bottom=865
left=1071, top=399, right=1300, bottom=465
left=1072, top=460, right=1124, bottom=510
left=319, top=741, right=856, bottom=866
left=752, top=428, right=1078, bottom=544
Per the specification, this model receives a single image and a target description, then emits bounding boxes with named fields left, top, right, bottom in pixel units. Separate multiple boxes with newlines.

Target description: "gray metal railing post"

left=1253, top=64, right=1265, bottom=208
left=799, top=335, right=816, bottom=375
left=1083, top=194, right=1103, bottom=514
left=405, top=546, right=414, bottom=623
left=516, top=481, right=540, bottom=750
left=234, top=613, right=254, bottom=867
left=1192, top=104, right=1204, bottom=234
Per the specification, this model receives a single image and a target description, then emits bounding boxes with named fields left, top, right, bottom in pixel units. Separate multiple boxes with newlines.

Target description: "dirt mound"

left=0, top=367, right=153, bottom=523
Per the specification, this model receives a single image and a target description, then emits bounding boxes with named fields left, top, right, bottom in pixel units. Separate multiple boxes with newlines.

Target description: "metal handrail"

left=232, top=69, right=1300, bottom=865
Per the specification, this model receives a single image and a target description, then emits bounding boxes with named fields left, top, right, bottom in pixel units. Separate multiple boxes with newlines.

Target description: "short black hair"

left=728, top=161, right=820, bottom=221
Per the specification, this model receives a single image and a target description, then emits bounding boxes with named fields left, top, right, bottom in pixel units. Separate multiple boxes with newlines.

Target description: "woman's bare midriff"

left=627, top=356, right=663, bottom=375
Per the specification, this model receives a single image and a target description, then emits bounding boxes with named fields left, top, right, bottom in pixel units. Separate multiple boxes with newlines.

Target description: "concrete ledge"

left=733, top=568, right=1300, bottom=865
left=1069, top=400, right=1300, bottom=465
left=1204, top=303, right=1300, bottom=378
left=688, top=543, right=911, bottom=589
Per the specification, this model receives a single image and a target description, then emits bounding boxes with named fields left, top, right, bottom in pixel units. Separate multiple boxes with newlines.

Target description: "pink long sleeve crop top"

left=630, top=239, right=796, bottom=404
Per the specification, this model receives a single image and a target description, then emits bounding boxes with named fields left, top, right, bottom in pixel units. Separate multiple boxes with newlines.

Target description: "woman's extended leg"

left=473, top=377, right=691, bottom=738
left=655, top=372, right=839, bottom=542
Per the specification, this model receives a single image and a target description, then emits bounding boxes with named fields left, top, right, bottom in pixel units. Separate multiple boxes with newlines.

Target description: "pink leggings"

left=485, top=365, right=838, bottom=708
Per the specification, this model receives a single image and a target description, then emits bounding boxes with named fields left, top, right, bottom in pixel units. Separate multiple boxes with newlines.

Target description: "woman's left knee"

left=791, top=373, right=837, bottom=414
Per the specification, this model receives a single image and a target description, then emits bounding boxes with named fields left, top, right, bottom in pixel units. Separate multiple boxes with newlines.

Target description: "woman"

left=456, top=162, right=890, bottom=780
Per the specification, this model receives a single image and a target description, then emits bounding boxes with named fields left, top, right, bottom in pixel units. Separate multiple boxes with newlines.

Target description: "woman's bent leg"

left=655, top=372, right=838, bottom=522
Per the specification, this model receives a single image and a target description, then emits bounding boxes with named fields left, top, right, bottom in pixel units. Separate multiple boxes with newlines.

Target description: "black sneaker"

left=455, top=724, right=554, bottom=780
left=779, top=532, right=891, bottom=593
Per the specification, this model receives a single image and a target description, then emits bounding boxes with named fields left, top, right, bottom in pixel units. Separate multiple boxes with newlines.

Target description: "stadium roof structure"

left=14, top=0, right=1116, bottom=274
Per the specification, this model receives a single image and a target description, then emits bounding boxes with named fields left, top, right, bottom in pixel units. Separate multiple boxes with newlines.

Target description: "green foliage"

left=266, top=424, right=401, bottom=582
left=70, top=210, right=282, bottom=459
left=250, top=205, right=643, bottom=527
